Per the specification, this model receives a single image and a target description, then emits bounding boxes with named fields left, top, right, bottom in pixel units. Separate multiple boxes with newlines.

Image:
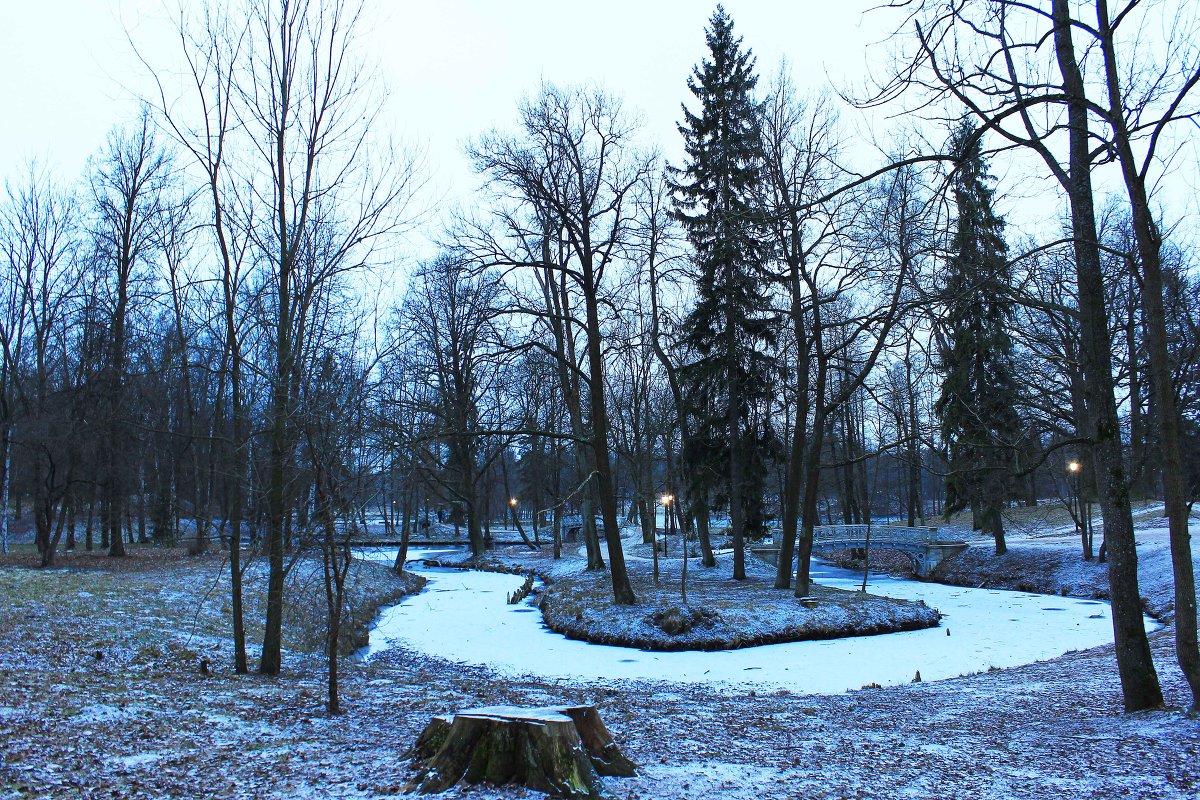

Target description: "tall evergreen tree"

left=671, top=6, right=775, bottom=580
left=935, top=120, right=1021, bottom=554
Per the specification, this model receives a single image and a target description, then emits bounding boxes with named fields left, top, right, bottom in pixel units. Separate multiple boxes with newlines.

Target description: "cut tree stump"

left=406, top=704, right=636, bottom=798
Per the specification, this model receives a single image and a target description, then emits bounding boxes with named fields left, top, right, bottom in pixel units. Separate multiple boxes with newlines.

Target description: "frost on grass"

left=1, top=516, right=1198, bottom=800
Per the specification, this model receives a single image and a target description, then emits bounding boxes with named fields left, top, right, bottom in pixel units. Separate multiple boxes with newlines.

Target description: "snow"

left=2, top=516, right=1195, bottom=800
left=452, top=705, right=576, bottom=723
left=361, top=553, right=1153, bottom=693
left=73, top=703, right=139, bottom=724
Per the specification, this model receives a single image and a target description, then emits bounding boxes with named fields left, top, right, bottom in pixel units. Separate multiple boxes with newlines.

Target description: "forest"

left=2, top=0, right=1199, bottom=735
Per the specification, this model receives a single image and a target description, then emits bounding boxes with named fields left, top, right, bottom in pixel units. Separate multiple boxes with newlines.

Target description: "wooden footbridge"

left=752, top=524, right=968, bottom=577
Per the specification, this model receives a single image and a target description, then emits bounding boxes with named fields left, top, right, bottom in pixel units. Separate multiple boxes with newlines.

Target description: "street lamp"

left=660, top=493, right=687, bottom=604
left=1067, top=461, right=1080, bottom=531
left=509, top=497, right=518, bottom=530
left=1066, top=460, right=1091, bottom=559
left=661, top=494, right=675, bottom=552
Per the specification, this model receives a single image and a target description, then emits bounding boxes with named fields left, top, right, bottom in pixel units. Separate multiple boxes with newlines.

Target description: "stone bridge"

left=752, top=524, right=968, bottom=577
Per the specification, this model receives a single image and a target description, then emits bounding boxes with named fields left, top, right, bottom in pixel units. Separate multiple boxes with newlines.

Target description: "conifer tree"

left=935, top=120, right=1021, bottom=554
left=671, top=6, right=775, bottom=580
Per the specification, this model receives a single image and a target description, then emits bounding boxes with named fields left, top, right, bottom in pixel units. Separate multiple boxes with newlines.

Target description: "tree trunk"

left=793, top=334, right=830, bottom=596
left=137, top=466, right=148, bottom=544
left=65, top=499, right=76, bottom=551
left=726, top=320, right=747, bottom=581
left=1051, top=0, right=1163, bottom=711
left=794, top=405, right=827, bottom=597
left=1095, top=0, right=1199, bottom=712
left=776, top=369, right=808, bottom=589
left=0, top=427, right=9, bottom=555
left=316, top=472, right=349, bottom=715
left=408, top=705, right=635, bottom=797
left=260, top=379, right=289, bottom=676
left=906, top=355, right=923, bottom=525
left=85, top=489, right=95, bottom=552
left=982, top=499, right=1007, bottom=555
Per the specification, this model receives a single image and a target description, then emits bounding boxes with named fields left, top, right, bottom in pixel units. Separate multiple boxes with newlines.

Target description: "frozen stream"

left=358, top=549, right=1153, bottom=693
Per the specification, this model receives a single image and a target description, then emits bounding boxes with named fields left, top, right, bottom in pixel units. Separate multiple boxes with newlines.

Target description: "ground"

left=0, top=505, right=1197, bottom=799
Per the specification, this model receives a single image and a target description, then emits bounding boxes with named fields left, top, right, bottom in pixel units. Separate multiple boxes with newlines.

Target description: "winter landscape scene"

left=1, top=1, right=1198, bottom=798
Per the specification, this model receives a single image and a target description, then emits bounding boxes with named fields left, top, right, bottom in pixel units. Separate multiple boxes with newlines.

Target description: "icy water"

left=356, top=549, right=1154, bottom=693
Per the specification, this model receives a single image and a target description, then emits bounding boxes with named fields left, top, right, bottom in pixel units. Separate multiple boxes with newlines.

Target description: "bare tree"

left=762, top=137, right=929, bottom=595
left=467, top=84, right=653, bottom=604
left=226, top=0, right=414, bottom=676
left=635, top=168, right=719, bottom=567
left=397, top=253, right=515, bottom=557
left=758, top=79, right=848, bottom=591
left=0, top=167, right=85, bottom=566
left=141, top=0, right=256, bottom=672
left=869, top=0, right=1165, bottom=710
left=301, top=342, right=372, bottom=714
left=89, top=112, right=172, bottom=560
left=1089, top=0, right=1200, bottom=712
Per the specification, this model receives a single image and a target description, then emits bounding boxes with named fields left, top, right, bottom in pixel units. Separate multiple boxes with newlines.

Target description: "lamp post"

left=508, top=497, right=518, bottom=531
left=1067, top=460, right=1091, bottom=560
left=660, top=494, right=674, bottom=552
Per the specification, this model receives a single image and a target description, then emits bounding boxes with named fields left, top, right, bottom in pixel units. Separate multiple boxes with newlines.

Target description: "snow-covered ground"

left=361, top=554, right=1143, bottom=693
left=939, top=507, right=1200, bottom=619
left=1, top=514, right=1196, bottom=799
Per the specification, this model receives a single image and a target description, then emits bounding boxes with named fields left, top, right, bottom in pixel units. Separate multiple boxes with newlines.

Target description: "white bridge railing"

left=814, top=524, right=942, bottom=546
left=772, top=524, right=945, bottom=547
left=761, top=523, right=965, bottom=576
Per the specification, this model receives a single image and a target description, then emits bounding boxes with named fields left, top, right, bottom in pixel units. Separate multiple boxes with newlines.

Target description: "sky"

left=0, top=1, right=893, bottom=226
left=1, top=1, right=1195, bottom=258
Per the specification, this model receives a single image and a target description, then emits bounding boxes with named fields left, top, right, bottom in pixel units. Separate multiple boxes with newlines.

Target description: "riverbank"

left=0, top=545, right=425, bottom=669
left=823, top=502, right=1194, bottom=621
left=540, top=568, right=940, bottom=650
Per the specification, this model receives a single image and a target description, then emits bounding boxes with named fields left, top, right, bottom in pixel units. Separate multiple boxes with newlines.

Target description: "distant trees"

left=90, top=113, right=172, bottom=560
left=0, top=168, right=85, bottom=566
left=935, top=120, right=1020, bottom=556
left=398, top=254, right=512, bottom=558
left=671, top=6, right=775, bottom=581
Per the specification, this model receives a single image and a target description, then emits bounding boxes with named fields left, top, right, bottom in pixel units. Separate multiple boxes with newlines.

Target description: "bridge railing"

left=771, top=523, right=944, bottom=546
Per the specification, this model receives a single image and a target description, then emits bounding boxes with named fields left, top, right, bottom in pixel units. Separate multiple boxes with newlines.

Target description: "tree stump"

left=406, top=704, right=636, bottom=798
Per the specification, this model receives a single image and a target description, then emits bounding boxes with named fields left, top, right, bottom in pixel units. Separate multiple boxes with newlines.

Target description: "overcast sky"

left=2, top=1, right=1194, bottom=255
left=1, top=2, right=890, bottom=208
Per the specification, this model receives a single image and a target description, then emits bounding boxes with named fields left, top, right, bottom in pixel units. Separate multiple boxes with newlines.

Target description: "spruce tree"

left=935, top=120, right=1022, bottom=554
left=671, top=6, right=775, bottom=580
